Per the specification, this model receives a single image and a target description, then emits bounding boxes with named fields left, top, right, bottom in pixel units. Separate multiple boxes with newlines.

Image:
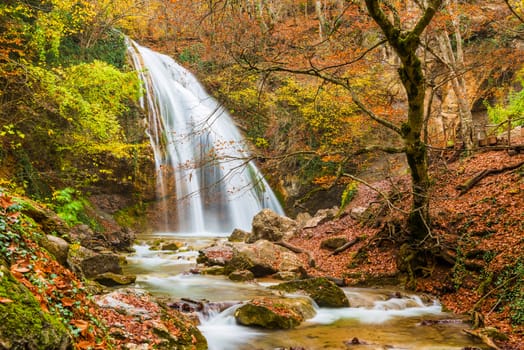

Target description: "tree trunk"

left=365, top=0, right=442, bottom=242
left=315, top=0, right=326, bottom=40
left=399, top=55, right=431, bottom=241
left=437, top=29, right=475, bottom=152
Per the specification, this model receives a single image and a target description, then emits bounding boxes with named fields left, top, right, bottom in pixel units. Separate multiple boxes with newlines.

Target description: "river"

left=123, top=233, right=487, bottom=350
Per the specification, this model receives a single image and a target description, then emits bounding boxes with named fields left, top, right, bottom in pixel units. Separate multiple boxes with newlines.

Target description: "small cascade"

left=127, top=40, right=284, bottom=234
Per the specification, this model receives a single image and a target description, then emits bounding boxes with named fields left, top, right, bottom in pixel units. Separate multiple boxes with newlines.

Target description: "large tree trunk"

left=399, top=53, right=431, bottom=241
left=365, top=0, right=442, bottom=242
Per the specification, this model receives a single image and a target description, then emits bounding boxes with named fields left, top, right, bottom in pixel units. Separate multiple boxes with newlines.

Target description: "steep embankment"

left=0, top=193, right=207, bottom=349
left=287, top=145, right=524, bottom=349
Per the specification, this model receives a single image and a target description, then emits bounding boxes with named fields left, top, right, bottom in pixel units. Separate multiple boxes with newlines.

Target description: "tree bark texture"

left=365, top=0, right=443, bottom=242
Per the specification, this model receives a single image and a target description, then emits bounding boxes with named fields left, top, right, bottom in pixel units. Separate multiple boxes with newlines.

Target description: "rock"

left=234, top=296, right=316, bottom=329
left=93, top=272, right=137, bottom=286
left=201, top=266, right=225, bottom=275
left=21, top=203, right=70, bottom=238
left=225, top=240, right=304, bottom=277
left=320, top=236, right=349, bottom=251
left=295, top=212, right=312, bottom=228
left=150, top=239, right=184, bottom=251
left=228, top=270, right=254, bottom=282
left=270, top=277, right=350, bottom=307
left=272, top=271, right=304, bottom=281
left=41, top=235, right=70, bottom=266
left=301, top=207, right=338, bottom=229
left=0, top=264, right=71, bottom=349
left=67, top=245, right=123, bottom=278
left=228, top=228, right=250, bottom=242
left=198, top=243, right=234, bottom=265
left=95, top=289, right=207, bottom=349
left=247, top=209, right=297, bottom=243
left=350, top=206, right=368, bottom=220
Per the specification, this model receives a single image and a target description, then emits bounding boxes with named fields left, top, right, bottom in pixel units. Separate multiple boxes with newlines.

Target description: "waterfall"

left=127, top=41, right=284, bottom=234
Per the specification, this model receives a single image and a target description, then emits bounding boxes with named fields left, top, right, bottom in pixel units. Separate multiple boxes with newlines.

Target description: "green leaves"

left=487, top=68, right=524, bottom=127
left=30, top=59, right=141, bottom=157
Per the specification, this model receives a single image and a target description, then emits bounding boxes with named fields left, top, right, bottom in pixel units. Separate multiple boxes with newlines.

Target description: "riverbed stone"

left=228, top=228, right=250, bottom=242
left=150, top=239, right=184, bottom=251
left=270, top=277, right=350, bottom=307
left=228, top=269, right=254, bottom=282
left=234, top=296, right=316, bottom=329
left=225, top=240, right=304, bottom=277
left=197, top=243, right=234, bottom=265
left=247, top=209, right=297, bottom=243
left=201, top=265, right=225, bottom=275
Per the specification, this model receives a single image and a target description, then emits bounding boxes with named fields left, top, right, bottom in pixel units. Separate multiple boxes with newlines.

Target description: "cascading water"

left=127, top=41, right=284, bottom=234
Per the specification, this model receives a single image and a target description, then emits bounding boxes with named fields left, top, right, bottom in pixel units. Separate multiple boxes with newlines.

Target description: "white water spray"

left=128, top=41, right=284, bottom=234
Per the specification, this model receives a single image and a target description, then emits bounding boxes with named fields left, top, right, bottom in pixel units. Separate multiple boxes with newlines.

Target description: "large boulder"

left=225, top=240, right=305, bottom=278
left=270, top=277, right=350, bottom=307
left=228, top=228, right=250, bottom=242
left=234, top=296, right=316, bottom=329
left=197, top=243, right=234, bottom=266
left=67, top=245, right=123, bottom=278
left=0, top=264, right=71, bottom=349
left=41, top=234, right=70, bottom=266
left=247, top=209, right=297, bottom=243
left=95, top=289, right=207, bottom=349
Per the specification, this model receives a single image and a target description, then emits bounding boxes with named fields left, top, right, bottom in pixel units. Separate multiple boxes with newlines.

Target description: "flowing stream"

left=125, top=42, right=486, bottom=349
left=124, top=234, right=487, bottom=350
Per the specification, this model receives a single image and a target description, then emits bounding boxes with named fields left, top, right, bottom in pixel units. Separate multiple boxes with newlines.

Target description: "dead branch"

left=330, top=236, right=364, bottom=256
left=456, top=161, right=524, bottom=195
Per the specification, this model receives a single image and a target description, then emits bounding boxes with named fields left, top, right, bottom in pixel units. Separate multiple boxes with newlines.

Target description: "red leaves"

left=0, top=193, right=14, bottom=210
left=0, top=297, right=13, bottom=303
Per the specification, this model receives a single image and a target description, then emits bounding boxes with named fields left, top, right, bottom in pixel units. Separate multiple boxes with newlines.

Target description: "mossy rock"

left=270, top=277, right=349, bottom=307
left=93, top=272, right=137, bottom=286
left=234, top=296, right=315, bottom=329
left=201, top=265, right=226, bottom=275
left=157, top=309, right=208, bottom=350
left=0, top=264, right=70, bottom=349
left=228, top=269, right=254, bottom=282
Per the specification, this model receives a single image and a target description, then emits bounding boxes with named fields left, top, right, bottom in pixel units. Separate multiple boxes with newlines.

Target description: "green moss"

left=270, top=277, right=349, bottom=307
left=0, top=264, right=70, bottom=349
left=235, top=303, right=301, bottom=329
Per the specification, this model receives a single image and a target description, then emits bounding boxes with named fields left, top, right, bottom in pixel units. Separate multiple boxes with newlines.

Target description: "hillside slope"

left=288, top=143, right=524, bottom=349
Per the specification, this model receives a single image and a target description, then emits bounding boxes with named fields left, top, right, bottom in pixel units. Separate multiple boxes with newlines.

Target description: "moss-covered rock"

left=228, top=269, right=254, bottom=281
left=0, top=263, right=70, bottom=349
left=234, top=296, right=315, bottom=329
left=93, top=272, right=137, bottom=286
left=156, top=308, right=208, bottom=350
left=270, top=277, right=350, bottom=307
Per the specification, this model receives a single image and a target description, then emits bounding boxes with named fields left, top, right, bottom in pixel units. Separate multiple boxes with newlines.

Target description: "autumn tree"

left=198, top=1, right=442, bottom=244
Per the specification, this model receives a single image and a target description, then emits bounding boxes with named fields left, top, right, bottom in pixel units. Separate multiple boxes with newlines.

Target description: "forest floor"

left=288, top=137, right=524, bottom=349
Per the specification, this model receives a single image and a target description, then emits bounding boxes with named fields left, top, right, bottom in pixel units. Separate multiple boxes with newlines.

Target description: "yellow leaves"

left=313, top=175, right=338, bottom=189
left=321, top=154, right=344, bottom=163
